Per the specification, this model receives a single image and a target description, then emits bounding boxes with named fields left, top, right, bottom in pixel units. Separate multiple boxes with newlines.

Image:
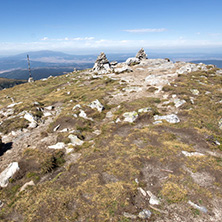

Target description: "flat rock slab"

left=48, top=142, right=65, bottom=149
left=0, top=162, right=19, bottom=187
left=24, top=112, right=36, bottom=123
left=154, top=114, right=180, bottom=123
left=182, top=151, right=205, bottom=157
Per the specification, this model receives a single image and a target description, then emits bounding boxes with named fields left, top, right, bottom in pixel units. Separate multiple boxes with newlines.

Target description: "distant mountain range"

left=0, top=50, right=222, bottom=81
left=0, top=50, right=135, bottom=80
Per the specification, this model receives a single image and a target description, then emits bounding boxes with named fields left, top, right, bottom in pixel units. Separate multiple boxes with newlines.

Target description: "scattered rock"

left=145, top=74, right=170, bottom=87
left=123, top=86, right=142, bottom=93
left=154, top=114, right=180, bottom=123
left=218, top=118, right=222, bottom=130
left=176, top=63, right=199, bottom=75
left=147, top=191, right=160, bottom=205
left=153, top=120, right=163, bottom=125
left=45, top=106, right=54, bottom=111
left=125, top=57, right=140, bottom=66
left=0, top=162, right=20, bottom=187
left=182, top=151, right=205, bottom=157
left=24, top=112, right=36, bottom=123
left=110, top=61, right=118, bottom=67
left=138, top=209, right=152, bottom=219
left=106, top=111, right=113, bottom=119
left=60, top=128, right=69, bottom=133
left=173, top=98, right=186, bottom=108
left=140, top=58, right=171, bottom=67
left=89, top=99, right=104, bottom=112
left=188, top=200, right=208, bottom=213
left=33, top=101, right=40, bottom=106
left=215, top=140, right=221, bottom=146
left=79, top=110, right=93, bottom=121
left=29, top=121, right=38, bottom=129
left=93, top=130, right=101, bottom=135
left=7, top=102, right=23, bottom=108
left=68, top=135, right=84, bottom=146
left=123, top=111, right=138, bottom=123
left=190, top=97, right=195, bottom=104
left=138, top=187, right=147, bottom=197
left=138, top=107, right=152, bottom=113
left=0, top=108, right=14, bottom=117
left=19, top=180, right=35, bottom=192
left=93, top=52, right=111, bottom=74
left=43, top=112, right=52, bottom=117
left=114, top=66, right=133, bottom=74
left=73, top=104, right=81, bottom=110
left=65, top=147, right=74, bottom=154
left=48, top=142, right=65, bottom=149
left=190, top=89, right=199, bottom=96
left=53, top=124, right=60, bottom=132
left=115, top=118, right=121, bottom=123
left=136, top=48, right=147, bottom=60
left=123, top=212, right=137, bottom=219
left=28, top=77, right=34, bottom=83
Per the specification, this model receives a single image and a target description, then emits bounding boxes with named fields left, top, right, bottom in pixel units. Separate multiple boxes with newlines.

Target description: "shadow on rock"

left=0, top=142, right=13, bottom=156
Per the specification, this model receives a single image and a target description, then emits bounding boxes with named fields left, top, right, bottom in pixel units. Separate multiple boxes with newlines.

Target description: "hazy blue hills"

left=0, top=67, right=76, bottom=80
left=190, top=60, right=222, bottom=68
left=0, top=50, right=96, bottom=71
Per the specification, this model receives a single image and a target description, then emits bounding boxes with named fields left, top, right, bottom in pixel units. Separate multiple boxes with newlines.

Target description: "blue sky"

left=0, top=0, right=222, bottom=55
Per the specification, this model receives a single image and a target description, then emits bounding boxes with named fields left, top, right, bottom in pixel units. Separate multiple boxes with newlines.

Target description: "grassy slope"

left=0, top=68, right=222, bottom=221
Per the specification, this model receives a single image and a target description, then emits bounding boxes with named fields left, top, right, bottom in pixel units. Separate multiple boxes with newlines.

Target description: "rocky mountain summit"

left=0, top=49, right=222, bottom=221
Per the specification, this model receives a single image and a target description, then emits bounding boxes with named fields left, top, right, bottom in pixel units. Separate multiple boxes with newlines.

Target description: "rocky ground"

left=0, top=50, right=222, bottom=221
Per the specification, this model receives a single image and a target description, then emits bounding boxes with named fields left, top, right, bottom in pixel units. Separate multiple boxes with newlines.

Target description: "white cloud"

left=209, top=33, right=222, bottom=37
left=123, top=28, right=167, bottom=33
left=40, top=37, right=95, bottom=41
left=1, top=37, right=222, bottom=55
left=41, top=37, right=49, bottom=41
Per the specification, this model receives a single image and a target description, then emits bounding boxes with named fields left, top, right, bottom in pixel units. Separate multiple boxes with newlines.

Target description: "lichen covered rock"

left=154, top=114, right=180, bottom=123
left=123, top=111, right=138, bottom=123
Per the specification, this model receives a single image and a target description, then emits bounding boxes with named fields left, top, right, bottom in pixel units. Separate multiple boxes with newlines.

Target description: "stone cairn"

left=93, top=52, right=111, bottom=73
left=136, top=48, right=147, bottom=60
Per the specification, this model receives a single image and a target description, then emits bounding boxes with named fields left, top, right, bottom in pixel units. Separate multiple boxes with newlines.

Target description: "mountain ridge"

left=0, top=51, right=222, bottom=221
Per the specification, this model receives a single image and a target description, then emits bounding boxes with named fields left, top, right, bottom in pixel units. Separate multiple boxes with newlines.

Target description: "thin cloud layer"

left=123, top=28, right=167, bottom=33
left=1, top=37, right=222, bottom=55
left=41, top=37, right=95, bottom=41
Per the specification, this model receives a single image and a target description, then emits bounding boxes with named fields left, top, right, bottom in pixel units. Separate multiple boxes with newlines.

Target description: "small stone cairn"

left=93, top=52, right=111, bottom=74
left=136, top=48, right=147, bottom=60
